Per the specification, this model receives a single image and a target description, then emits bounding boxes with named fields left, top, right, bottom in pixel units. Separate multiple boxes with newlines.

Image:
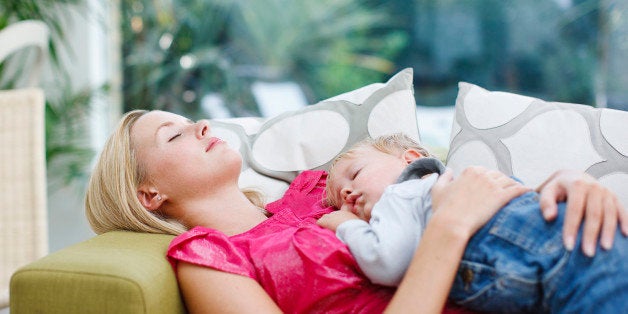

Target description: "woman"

left=86, top=110, right=625, bottom=313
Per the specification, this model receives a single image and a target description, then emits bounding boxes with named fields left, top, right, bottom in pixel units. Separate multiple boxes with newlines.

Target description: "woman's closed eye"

left=168, top=133, right=182, bottom=142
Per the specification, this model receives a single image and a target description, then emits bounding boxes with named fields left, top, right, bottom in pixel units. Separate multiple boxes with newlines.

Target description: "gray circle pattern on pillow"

left=248, top=68, right=421, bottom=182
left=447, top=82, right=628, bottom=207
left=210, top=118, right=290, bottom=202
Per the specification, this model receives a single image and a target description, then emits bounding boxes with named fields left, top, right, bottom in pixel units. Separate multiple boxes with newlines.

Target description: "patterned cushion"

left=446, top=82, right=628, bottom=207
left=211, top=68, right=421, bottom=201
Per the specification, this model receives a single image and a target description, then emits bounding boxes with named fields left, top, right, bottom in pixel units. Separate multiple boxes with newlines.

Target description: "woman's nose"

left=195, top=120, right=211, bottom=139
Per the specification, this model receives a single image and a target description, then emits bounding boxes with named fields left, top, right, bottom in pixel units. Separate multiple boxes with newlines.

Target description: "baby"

left=318, top=133, right=628, bottom=313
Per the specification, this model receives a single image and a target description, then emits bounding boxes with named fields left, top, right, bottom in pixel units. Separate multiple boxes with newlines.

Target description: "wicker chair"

left=0, top=20, right=49, bottom=308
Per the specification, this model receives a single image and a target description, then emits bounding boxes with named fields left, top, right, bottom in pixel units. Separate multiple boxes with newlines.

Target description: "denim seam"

left=455, top=281, right=496, bottom=305
left=540, top=250, right=571, bottom=311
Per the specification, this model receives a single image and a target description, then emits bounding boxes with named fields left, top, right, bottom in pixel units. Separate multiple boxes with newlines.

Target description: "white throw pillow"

left=211, top=68, right=421, bottom=201
left=447, top=82, right=628, bottom=207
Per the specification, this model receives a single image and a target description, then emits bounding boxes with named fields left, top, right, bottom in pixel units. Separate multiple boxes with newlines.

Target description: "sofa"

left=10, top=232, right=183, bottom=313
left=10, top=69, right=628, bottom=313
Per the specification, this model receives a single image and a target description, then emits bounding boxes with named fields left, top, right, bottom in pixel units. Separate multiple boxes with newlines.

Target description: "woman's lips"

left=206, top=137, right=223, bottom=152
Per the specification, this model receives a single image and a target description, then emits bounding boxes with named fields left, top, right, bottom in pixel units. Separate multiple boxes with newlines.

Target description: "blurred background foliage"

left=0, top=0, right=101, bottom=188
left=2, top=0, right=627, bottom=187
left=122, top=0, right=408, bottom=118
left=121, top=0, right=628, bottom=119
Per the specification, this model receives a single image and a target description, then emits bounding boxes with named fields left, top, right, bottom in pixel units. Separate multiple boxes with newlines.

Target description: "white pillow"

left=212, top=68, right=421, bottom=201
left=208, top=118, right=290, bottom=202
left=447, top=82, right=628, bottom=207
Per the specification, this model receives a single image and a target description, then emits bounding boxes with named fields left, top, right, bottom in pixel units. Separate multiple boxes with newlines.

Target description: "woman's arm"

left=537, top=170, right=628, bottom=256
left=177, top=261, right=282, bottom=313
left=385, top=213, right=469, bottom=314
left=386, top=167, right=529, bottom=313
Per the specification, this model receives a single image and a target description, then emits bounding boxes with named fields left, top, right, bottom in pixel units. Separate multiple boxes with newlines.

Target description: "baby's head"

left=325, top=133, right=431, bottom=219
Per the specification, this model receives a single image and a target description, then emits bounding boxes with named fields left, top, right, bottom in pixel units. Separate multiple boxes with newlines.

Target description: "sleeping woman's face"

left=130, top=110, right=243, bottom=201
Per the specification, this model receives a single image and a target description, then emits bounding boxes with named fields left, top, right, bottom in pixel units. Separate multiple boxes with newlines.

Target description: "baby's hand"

left=317, top=210, right=360, bottom=232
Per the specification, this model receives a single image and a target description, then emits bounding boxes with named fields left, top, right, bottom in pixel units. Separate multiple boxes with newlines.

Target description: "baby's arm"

left=317, top=209, right=360, bottom=231
left=339, top=180, right=430, bottom=287
left=317, top=210, right=415, bottom=286
left=336, top=217, right=420, bottom=286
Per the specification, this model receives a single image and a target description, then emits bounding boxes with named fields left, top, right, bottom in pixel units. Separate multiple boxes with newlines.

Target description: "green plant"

left=0, top=0, right=99, bottom=188
left=0, top=0, right=83, bottom=76
left=45, top=84, right=108, bottom=188
left=122, top=0, right=239, bottom=117
left=227, top=0, right=408, bottom=100
left=121, top=0, right=408, bottom=118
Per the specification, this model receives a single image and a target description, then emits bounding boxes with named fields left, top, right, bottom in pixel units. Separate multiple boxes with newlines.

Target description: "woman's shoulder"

left=169, top=226, right=221, bottom=246
left=167, top=226, right=231, bottom=260
left=167, top=226, right=255, bottom=278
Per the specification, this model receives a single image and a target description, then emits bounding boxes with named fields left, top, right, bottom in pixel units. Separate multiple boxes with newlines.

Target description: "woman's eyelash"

left=168, top=133, right=181, bottom=142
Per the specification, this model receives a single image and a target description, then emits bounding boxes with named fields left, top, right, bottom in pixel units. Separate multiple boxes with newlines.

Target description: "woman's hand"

left=430, top=166, right=530, bottom=237
left=388, top=167, right=528, bottom=314
left=537, top=170, right=628, bottom=256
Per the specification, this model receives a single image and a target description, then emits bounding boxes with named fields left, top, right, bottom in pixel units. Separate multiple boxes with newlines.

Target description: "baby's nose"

left=340, top=187, right=352, bottom=199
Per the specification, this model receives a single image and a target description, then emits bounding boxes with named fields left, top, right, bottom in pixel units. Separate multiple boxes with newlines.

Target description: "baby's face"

left=329, top=147, right=408, bottom=221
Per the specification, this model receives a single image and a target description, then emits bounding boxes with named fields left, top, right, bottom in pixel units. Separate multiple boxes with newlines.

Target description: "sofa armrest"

left=10, top=231, right=185, bottom=314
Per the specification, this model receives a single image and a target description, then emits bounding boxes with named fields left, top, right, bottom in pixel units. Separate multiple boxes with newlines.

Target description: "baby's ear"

left=402, top=149, right=423, bottom=164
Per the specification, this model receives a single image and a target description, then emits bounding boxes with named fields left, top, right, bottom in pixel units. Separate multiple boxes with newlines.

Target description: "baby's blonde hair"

left=85, top=110, right=264, bottom=236
left=325, top=133, right=431, bottom=208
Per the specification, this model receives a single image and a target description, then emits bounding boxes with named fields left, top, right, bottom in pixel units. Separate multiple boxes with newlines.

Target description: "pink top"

left=167, top=170, right=472, bottom=314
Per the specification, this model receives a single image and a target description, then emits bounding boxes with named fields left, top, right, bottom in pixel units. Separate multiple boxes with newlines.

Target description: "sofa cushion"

left=446, top=82, right=628, bottom=207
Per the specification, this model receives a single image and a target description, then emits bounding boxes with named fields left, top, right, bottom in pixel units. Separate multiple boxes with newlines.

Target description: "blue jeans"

left=448, top=192, right=628, bottom=313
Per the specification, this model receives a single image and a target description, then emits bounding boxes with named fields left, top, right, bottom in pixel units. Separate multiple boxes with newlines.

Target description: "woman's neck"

left=171, top=186, right=268, bottom=236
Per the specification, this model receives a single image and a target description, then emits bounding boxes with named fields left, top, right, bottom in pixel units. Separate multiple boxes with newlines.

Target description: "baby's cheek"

left=361, top=205, right=373, bottom=221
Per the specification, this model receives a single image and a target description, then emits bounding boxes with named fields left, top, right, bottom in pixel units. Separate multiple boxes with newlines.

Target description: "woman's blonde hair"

left=85, top=110, right=264, bottom=236
left=325, top=133, right=431, bottom=208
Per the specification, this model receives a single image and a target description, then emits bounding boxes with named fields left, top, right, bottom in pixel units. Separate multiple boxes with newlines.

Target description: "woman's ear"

left=137, top=185, right=165, bottom=211
left=402, top=149, right=423, bottom=164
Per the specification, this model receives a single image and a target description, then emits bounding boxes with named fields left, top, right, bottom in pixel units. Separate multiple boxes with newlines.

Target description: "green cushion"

left=10, top=231, right=185, bottom=314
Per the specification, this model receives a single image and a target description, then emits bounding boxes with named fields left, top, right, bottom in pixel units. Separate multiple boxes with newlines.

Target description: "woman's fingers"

left=619, top=201, right=628, bottom=236
left=599, top=196, right=618, bottom=251
left=486, top=170, right=530, bottom=205
left=431, top=168, right=453, bottom=202
left=431, top=167, right=528, bottom=236
left=538, top=178, right=564, bottom=221
left=559, top=178, right=589, bottom=252
left=580, top=185, right=604, bottom=256
left=541, top=170, right=627, bottom=256
left=438, top=168, right=454, bottom=184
